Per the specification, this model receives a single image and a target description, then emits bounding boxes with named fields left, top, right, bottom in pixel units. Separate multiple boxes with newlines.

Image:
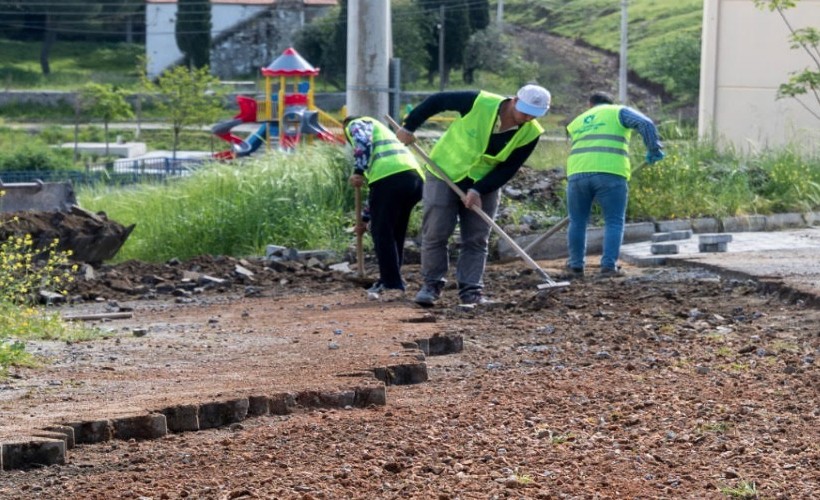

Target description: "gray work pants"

left=419, top=175, right=499, bottom=295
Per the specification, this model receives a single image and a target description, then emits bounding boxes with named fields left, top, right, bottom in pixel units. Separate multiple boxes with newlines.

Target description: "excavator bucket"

left=0, top=179, right=133, bottom=264
left=0, top=180, right=77, bottom=213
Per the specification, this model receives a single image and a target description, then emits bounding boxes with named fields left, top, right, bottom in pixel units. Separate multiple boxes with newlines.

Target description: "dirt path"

left=1, top=256, right=817, bottom=498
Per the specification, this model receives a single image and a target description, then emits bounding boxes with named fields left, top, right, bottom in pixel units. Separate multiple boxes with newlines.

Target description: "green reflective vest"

left=429, top=91, right=544, bottom=183
left=566, top=104, right=633, bottom=180
left=344, top=118, right=424, bottom=183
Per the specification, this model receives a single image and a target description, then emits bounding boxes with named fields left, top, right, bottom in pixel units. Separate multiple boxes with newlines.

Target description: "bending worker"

left=564, top=91, right=665, bottom=279
left=396, top=84, right=550, bottom=306
left=343, top=115, right=424, bottom=301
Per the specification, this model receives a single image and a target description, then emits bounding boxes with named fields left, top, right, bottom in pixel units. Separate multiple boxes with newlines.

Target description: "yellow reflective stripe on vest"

left=566, top=105, right=632, bottom=180
left=430, top=91, right=543, bottom=183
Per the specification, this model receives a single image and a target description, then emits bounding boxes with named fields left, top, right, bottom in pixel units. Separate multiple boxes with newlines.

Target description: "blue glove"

left=646, top=150, right=665, bottom=165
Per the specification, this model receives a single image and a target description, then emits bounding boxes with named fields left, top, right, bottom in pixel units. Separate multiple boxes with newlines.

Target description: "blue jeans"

left=566, top=172, right=628, bottom=271
left=420, top=175, right=499, bottom=296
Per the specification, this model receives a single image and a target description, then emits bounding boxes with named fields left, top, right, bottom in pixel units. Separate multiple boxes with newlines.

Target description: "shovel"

left=385, top=115, right=569, bottom=292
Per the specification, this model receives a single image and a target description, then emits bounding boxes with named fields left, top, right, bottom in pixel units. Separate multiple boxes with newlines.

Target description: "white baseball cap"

left=515, top=84, right=551, bottom=117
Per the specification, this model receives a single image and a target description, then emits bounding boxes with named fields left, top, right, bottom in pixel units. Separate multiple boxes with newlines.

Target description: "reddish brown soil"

left=1, top=253, right=818, bottom=499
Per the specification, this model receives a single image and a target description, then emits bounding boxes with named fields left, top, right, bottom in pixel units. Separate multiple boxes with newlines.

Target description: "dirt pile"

left=0, top=207, right=133, bottom=265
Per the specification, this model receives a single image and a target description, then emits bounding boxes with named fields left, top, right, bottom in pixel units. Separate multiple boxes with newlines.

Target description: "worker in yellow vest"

left=396, top=84, right=550, bottom=306
left=343, top=116, right=425, bottom=301
left=564, top=91, right=665, bottom=279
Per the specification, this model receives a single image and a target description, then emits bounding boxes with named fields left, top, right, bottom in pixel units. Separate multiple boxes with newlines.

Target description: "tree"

left=0, top=0, right=102, bottom=74
left=78, top=83, right=135, bottom=156
left=143, top=66, right=225, bottom=160
left=754, top=0, right=820, bottom=120
left=644, top=33, right=701, bottom=105
left=415, top=0, right=471, bottom=86
left=462, top=26, right=514, bottom=85
left=175, top=0, right=212, bottom=69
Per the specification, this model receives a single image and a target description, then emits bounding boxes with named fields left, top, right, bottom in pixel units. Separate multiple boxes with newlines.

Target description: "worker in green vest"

left=396, top=84, right=550, bottom=306
left=343, top=116, right=425, bottom=301
left=564, top=91, right=665, bottom=279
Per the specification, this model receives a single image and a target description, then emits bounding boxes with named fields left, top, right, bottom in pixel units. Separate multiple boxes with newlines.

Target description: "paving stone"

left=656, top=219, right=693, bottom=232
left=354, top=384, right=387, bottom=407
left=198, top=398, right=249, bottom=430
left=722, top=215, right=766, bottom=232
left=65, top=419, right=114, bottom=444
left=373, top=362, right=429, bottom=385
left=670, top=229, right=693, bottom=240
left=269, top=392, right=296, bottom=415
left=699, top=233, right=733, bottom=244
left=112, top=414, right=168, bottom=441
left=427, top=334, right=463, bottom=356
left=692, top=217, right=719, bottom=233
left=247, top=395, right=270, bottom=417
left=651, top=243, right=679, bottom=255
left=42, top=425, right=75, bottom=449
left=651, top=232, right=672, bottom=242
left=765, top=212, right=806, bottom=229
left=161, top=404, right=200, bottom=433
left=2, top=438, right=65, bottom=470
left=699, top=242, right=728, bottom=252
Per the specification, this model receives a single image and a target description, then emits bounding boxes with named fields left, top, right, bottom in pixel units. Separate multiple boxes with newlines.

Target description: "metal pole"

left=618, top=0, right=628, bottom=103
left=389, top=58, right=401, bottom=120
left=438, top=4, right=445, bottom=92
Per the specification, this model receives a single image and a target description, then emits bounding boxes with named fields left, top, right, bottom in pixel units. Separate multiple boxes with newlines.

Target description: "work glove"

left=646, top=150, right=665, bottom=165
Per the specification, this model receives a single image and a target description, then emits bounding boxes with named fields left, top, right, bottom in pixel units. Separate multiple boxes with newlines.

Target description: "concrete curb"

left=498, top=211, right=820, bottom=262
left=1, top=333, right=463, bottom=471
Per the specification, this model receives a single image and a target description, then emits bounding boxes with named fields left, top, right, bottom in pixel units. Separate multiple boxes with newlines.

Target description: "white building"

left=145, top=0, right=336, bottom=79
left=699, top=0, right=820, bottom=153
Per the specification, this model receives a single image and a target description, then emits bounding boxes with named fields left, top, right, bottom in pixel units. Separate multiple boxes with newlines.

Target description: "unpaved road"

left=1, top=255, right=817, bottom=499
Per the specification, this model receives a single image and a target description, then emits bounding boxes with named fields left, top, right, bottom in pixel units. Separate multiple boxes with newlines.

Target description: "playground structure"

left=212, top=48, right=344, bottom=159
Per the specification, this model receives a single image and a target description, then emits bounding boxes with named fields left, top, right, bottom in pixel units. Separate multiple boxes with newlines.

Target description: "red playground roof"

left=261, top=48, right=320, bottom=77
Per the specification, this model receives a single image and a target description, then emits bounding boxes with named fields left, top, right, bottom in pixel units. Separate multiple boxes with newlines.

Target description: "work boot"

left=558, top=265, right=585, bottom=280
left=459, top=290, right=490, bottom=305
left=414, top=283, right=441, bottom=307
left=597, top=266, right=626, bottom=279
left=366, top=282, right=386, bottom=301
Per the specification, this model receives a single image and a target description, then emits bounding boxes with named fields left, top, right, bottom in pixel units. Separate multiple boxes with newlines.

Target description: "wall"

left=146, top=2, right=332, bottom=80
left=699, top=0, right=820, bottom=152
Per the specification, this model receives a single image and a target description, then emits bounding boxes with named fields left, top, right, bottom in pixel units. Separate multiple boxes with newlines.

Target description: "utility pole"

left=618, top=0, right=628, bottom=104
left=346, top=0, right=391, bottom=119
left=438, top=4, right=445, bottom=91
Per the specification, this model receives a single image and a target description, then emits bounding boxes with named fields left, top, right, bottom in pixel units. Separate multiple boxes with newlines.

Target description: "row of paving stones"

left=504, top=211, right=820, bottom=261
left=1, top=334, right=463, bottom=471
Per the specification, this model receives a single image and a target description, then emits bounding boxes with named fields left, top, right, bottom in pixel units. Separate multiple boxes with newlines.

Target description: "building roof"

left=147, top=0, right=336, bottom=5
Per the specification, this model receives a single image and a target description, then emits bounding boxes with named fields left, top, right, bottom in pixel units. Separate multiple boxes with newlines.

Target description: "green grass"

left=0, top=40, right=144, bottom=90
left=720, top=480, right=759, bottom=498
left=78, top=145, right=355, bottom=262
left=504, top=0, right=703, bottom=85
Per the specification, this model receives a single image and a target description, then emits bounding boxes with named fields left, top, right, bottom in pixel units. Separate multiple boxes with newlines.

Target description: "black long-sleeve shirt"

left=401, top=91, right=539, bottom=195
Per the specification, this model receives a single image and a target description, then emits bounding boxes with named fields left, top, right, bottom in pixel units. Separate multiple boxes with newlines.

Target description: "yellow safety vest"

left=566, top=104, right=633, bottom=180
left=345, top=118, right=424, bottom=183
left=429, top=91, right=544, bottom=183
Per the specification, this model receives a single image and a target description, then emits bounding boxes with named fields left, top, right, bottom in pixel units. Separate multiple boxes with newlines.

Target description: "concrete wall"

left=699, top=0, right=820, bottom=153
